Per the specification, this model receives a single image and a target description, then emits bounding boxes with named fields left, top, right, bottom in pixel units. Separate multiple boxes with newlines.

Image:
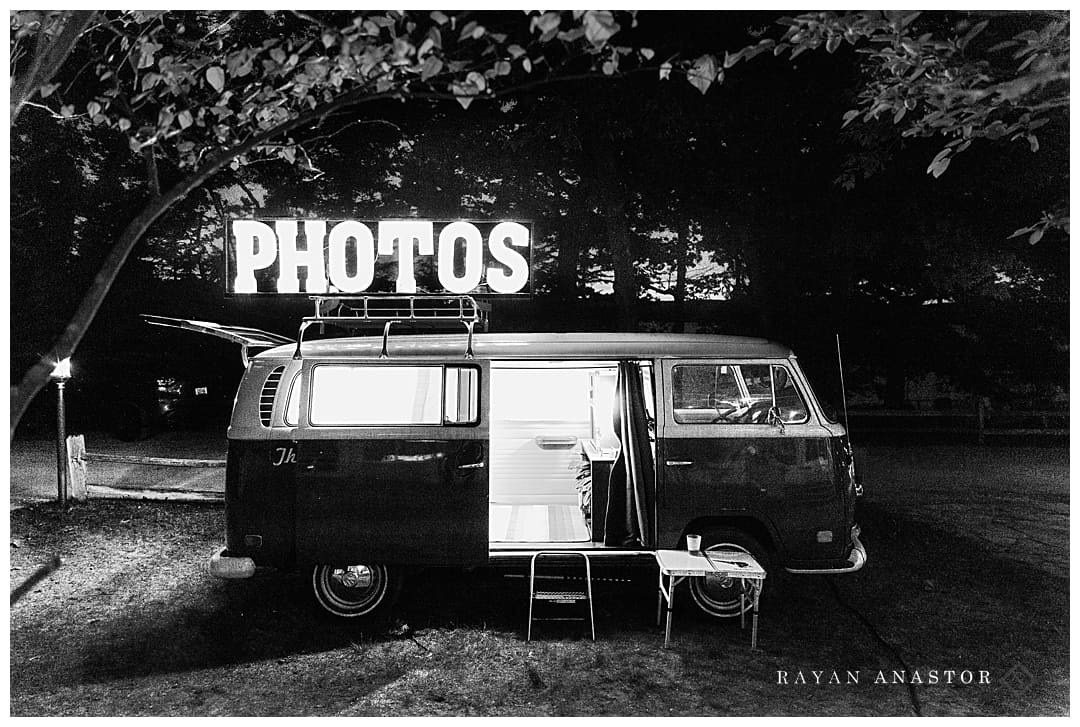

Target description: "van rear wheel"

left=687, top=529, right=770, bottom=619
left=311, top=564, right=401, bottom=619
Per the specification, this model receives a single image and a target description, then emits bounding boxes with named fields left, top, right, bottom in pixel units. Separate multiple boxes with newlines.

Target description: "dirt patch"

left=9, top=492, right=1067, bottom=716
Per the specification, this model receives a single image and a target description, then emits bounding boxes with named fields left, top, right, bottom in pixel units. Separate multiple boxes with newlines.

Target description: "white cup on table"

left=686, top=534, right=701, bottom=552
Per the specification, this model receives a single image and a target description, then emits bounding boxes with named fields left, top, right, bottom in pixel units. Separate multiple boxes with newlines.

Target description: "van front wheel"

left=311, top=563, right=400, bottom=619
left=687, top=529, right=770, bottom=619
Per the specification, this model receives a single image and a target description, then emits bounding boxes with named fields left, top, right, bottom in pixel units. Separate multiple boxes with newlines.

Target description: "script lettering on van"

left=271, top=446, right=296, bottom=467
left=226, top=219, right=531, bottom=296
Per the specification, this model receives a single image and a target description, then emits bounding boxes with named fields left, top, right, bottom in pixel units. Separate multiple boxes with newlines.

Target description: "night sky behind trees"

left=10, top=10, right=1068, bottom=433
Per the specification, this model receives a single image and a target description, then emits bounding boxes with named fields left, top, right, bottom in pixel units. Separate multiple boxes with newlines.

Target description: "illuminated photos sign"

left=225, top=219, right=531, bottom=296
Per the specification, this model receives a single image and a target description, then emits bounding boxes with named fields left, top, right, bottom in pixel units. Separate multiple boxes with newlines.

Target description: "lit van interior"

left=488, top=362, right=629, bottom=545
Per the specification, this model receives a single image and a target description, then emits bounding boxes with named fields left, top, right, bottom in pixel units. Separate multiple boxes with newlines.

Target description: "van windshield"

left=800, top=369, right=840, bottom=425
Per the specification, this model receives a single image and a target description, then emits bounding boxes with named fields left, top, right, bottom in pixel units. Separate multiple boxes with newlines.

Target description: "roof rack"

left=294, top=295, right=490, bottom=360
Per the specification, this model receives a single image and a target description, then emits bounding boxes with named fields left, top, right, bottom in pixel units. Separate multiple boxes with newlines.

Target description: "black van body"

left=203, top=330, right=865, bottom=619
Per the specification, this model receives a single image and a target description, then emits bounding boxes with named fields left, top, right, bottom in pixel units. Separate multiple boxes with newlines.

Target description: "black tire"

left=311, top=563, right=402, bottom=619
left=687, top=528, right=772, bottom=619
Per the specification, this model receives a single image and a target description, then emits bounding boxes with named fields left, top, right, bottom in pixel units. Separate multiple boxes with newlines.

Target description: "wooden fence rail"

left=81, top=452, right=226, bottom=468
left=65, top=435, right=225, bottom=503
left=848, top=402, right=1068, bottom=444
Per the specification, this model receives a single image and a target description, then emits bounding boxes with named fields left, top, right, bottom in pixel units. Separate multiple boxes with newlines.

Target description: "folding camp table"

left=654, top=549, right=766, bottom=649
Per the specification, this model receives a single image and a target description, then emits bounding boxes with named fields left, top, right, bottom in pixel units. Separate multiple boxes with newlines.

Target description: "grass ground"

left=9, top=445, right=1069, bottom=716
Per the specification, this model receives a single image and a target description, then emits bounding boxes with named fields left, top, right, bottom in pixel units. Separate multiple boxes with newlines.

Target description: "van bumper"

left=209, top=547, right=256, bottom=579
left=784, top=525, right=867, bottom=575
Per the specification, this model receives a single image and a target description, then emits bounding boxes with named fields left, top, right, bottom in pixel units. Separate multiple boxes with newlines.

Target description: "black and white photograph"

left=8, top=8, right=1069, bottom=717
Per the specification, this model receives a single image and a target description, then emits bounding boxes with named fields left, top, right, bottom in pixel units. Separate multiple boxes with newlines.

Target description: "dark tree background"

left=10, top=10, right=1068, bottom=434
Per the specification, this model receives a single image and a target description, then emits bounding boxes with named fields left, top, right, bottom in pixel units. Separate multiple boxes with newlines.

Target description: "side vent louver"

left=259, top=366, right=285, bottom=427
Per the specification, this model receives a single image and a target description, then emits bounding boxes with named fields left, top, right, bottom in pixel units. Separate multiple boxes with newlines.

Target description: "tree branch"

left=11, top=10, right=97, bottom=124
left=10, top=86, right=399, bottom=435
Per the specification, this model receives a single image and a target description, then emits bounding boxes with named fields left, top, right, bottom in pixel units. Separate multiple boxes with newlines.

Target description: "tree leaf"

left=206, top=66, right=225, bottom=92
left=640, top=47, right=654, bottom=60
left=177, top=109, right=193, bottom=129
left=686, top=54, right=717, bottom=94
left=136, top=40, right=160, bottom=69
left=459, top=20, right=477, bottom=42
left=583, top=10, right=620, bottom=47
left=1028, top=228, right=1044, bottom=245
left=429, top=10, right=449, bottom=26
left=927, top=152, right=951, bottom=178
left=39, top=82, right=60, bottom=98
left=532, top=11, right=561, bottom=35
left=420, top=55, right=443, bottom=81
left=465, top=71, right=486, bottom=92
left=958, top=19, right=989, bottom=51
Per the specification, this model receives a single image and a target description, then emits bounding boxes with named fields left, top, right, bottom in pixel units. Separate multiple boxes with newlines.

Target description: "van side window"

left=444, top=366, right=479, bottom=424
left=672, top=364, right=808, bottom=425
left=308, top=365, right=479, bottom=426
left=672, top=365, right=741, bottom=424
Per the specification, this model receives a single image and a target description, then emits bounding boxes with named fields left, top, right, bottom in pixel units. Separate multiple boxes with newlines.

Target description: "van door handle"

left=665, top=460, right=694, bottom=467
left=535, top=436, right=579, bottom=449
left=457, top=461, right=485, bottom=470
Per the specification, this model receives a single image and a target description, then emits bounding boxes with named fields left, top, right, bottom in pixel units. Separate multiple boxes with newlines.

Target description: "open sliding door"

left=293, top=358, right=490, bottom=567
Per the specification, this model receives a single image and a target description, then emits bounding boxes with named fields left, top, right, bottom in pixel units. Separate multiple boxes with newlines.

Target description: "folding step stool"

left=527, top=551, right=596, bottom=641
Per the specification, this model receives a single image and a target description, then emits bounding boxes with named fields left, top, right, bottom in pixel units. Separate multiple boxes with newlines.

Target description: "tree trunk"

left=553, top=234, right=582, bottom=301
left=11, top=178, right=200, bottom=436
left=673, top=220, right=690, bottom=333
left=744, top=232, right=771, bottom=335
left=585, top=124, right=636, bottom=331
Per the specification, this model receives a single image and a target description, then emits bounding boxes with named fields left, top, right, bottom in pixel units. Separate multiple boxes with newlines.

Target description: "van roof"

left=256, top=332, right=794, bottom=360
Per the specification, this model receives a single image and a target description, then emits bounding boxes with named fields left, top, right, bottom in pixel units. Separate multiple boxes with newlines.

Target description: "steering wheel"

left=744, top=400, right=774, bottom=424
left=711, top=403, right=741, bottom=423
left=707, top=393, right=740, bottom=423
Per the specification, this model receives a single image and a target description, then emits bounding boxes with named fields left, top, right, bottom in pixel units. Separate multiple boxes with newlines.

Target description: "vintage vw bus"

left=147, top=296, right=865, bottom=621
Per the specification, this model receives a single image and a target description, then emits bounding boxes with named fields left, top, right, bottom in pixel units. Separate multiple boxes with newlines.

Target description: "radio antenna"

left=836, top=334, right=852, bottom=437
